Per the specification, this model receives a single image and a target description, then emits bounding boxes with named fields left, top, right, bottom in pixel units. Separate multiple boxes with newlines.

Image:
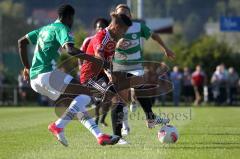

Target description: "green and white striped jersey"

left=113, top=21, right=152, bottom=72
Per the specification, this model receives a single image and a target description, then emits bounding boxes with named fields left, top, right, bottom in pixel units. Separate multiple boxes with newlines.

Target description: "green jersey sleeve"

left=26, top=29, right=40, bottom=45
left=56, top=25, right=74, bottom=47
left=140, top=22, right=152, bottom=40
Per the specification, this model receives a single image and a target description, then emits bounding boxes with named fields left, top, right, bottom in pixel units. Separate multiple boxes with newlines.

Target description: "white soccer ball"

left=158, top=125, right=179, bottom=143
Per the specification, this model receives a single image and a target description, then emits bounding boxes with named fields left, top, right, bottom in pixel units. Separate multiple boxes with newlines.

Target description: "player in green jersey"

left=18, top=4, right=120, bottom=147
left=111, top=4, right=175, bottom=144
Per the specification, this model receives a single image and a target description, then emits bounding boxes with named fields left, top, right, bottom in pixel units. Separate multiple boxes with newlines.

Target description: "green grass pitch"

left=0, top=106, right=240, bottom=159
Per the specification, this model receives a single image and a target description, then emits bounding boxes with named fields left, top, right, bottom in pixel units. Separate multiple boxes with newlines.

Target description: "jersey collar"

left=55, top=19, right=61, bottom=23
left=105, top=28, right=115, bottom=41
left=54, top=19, right=71, bottom=30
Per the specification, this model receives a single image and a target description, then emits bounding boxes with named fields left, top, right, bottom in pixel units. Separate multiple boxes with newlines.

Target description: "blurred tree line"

left=171, top=35, right=240, bottom=76
left=142, top=0, right=240, bottom=77
left=0, top=0, right=35, bottom=84
left=0, top=0, right=88, bottom=82
left=144, top=34, right=239, bottom=78
left=0, top=0, right=35, bottom=53
left=1, top=0, right=240, bottom=84
left=143, top=0, right=240, bottom=43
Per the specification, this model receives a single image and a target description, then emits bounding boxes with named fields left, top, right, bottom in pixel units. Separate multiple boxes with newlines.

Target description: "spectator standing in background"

left=220, top=64, right=229, bottom=104
left=182, top=67, right=193, bottom=105
left=191, top=65, right=206, bottom=106
left=211, top=65, right=228, bottom=105
left=227, top=67, right=239, bottom=105
left=170, top=66, right=182, bottom=106
left=158, top=72, right=169, bottom=106
left=211, top=66, right=221, bottom=104
left=18, top=70, right=29, bottom=104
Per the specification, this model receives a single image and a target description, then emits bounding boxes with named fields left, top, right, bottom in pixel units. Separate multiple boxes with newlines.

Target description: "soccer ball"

left=158, top=125, right=179, bottom=143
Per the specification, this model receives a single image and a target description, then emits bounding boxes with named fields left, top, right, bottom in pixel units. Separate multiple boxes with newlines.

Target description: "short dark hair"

left=111, top=13, right=132, bottom=27
left=94, top=18, right=109, bottom=29
left=57, top=4, right=75, bottom=19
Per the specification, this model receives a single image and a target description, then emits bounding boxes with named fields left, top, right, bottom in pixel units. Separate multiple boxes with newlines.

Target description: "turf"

left=0, top=106, right=240, bottom=159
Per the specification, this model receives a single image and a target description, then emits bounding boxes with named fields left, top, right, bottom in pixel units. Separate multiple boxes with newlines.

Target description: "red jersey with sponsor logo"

left=80, top=28, right=116, bottom=83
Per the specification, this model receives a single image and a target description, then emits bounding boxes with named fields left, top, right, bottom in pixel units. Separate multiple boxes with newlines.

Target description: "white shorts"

left=126, top=70, right=144, bottom=90
left=30, top=70, right=73, bottom=101
left=127, top=69, right=144, bottom=76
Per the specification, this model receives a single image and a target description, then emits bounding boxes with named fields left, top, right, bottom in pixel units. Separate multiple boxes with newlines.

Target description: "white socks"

left=55, top=94, right=102, bottom=138
left=80, top=115, right=102, bottom=138
left=122, top=106, right=129, bottom=129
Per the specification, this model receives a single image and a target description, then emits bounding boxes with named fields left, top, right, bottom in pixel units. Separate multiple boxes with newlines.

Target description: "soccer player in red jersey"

left=80, top=13, right=132, bottom=84
left=80, top=14, right=132, bottom=137
left=79, top=18, right=110, bottom=127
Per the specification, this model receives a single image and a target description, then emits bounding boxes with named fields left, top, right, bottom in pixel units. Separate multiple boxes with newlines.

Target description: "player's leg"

left=89, top=75, right=111, bottom=127
left=111, top=102, right=124, bottom=135
left=122, top=105, right=130, bottom=136
left=94, top=102, right=101, bottom=125
left=135, top=85, right=170, bottom=128
left=111, top=91, right=128, bottom=144
left=121, top=89, right=131, bottom=136
left=100, top=114, right=108, bottom=127
left=99, top=101, right=111, bottom=127
left=111, top=102, right=129, bottom=145
left=53, top=93, right=119, bottom=146
left=31, top=73, right=95, bottom=146
left=129, top=88, right=138, bottom=112
left=54, top=77, right=120, bottom=146
left=30, top=71, right=72, bottom=146
left=31, top=71, right=120, bottom=146
left=51, top=94, right=92, bottom=146
left=137, top=97, right=155, bottom=119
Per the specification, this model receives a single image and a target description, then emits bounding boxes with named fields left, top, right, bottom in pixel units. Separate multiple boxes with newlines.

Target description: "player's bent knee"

left=69, top=95, right=91, bottom=114
left=75, top=94, right=91, bottom=106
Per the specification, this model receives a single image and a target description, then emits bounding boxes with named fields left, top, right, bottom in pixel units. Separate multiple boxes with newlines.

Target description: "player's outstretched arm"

left=18, top=36, right=30, bottom=81
left=151, top=33, right=175, bottom=60
left=63, top=43, right=84, bottom=56
left=63, top=43, right=110, bottom=69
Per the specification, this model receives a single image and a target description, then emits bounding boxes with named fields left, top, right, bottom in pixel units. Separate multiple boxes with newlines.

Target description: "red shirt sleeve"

left=80, top=37, right=92, bottom=53
left=92, top=30, right=106, bottom=57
